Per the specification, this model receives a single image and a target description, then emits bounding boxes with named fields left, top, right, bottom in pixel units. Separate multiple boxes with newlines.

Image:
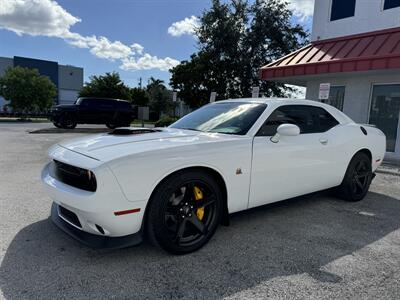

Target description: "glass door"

left=369, top=84, right=400, bottom=152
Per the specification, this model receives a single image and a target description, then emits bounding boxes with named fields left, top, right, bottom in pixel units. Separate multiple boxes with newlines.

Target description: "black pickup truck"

left=50, top=97, right=135, bottom=129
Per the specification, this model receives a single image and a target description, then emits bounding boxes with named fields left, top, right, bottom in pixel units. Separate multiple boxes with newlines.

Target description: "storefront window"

left=369, top=84, right=400, bottom=152
left=325, top=86, right=345, bottom=111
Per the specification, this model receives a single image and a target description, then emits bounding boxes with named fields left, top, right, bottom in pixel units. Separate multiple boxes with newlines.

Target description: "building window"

left=384, top=0, right=400, bottom=10
left=330, top=0, right=356, bottom=21
left=369, top=84, right=400, bottom=152
left=322, top=86, right=345, bottom=111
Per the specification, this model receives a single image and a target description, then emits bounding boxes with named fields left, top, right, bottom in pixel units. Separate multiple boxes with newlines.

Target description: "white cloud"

left=0, top=0, right=79, bottom=37
left=66, top=35, right=132, bottom=61
left=0, top=0, right=179, bottom=71
left=121, top=54, right=179, bottom=72
left=288, top=0, right=315, bottom=21
left=167, top=15, right=199, bottom=37
left=131, top=43, right=144, bottom=55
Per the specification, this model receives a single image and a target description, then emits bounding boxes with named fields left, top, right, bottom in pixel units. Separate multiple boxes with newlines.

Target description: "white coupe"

left=41, top=98, right=386, bottom=254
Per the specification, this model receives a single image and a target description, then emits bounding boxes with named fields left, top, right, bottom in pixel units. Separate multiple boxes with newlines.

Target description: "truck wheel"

left=53, top=122, right=62, bottom=128
left=106, top=123, right=117, bottom=129
left=60, top=117, right=77, bottom=129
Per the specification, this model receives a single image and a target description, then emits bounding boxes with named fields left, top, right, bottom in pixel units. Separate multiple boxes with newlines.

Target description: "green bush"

left=155, top=115, right=178, bottom=127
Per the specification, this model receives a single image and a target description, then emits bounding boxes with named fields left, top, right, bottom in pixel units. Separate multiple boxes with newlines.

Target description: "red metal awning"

left=260, top=27, right=400, bottom=81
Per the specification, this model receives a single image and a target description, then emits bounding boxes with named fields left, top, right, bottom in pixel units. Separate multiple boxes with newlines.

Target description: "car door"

left=248, top=104, right=340, bottom=208
left=77, top=99, right=94, bottom=123
left=98, top=100, right=115, bottom=123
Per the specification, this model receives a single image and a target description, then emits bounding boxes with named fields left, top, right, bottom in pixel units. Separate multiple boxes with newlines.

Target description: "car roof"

left=217, top=98, right=320, bottom=106
left=216, top=97, right=354, bottom=125
left=79, top=97, right=130, bottom=103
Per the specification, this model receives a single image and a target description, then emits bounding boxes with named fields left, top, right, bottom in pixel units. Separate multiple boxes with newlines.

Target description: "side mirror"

left=270, top=124, right=300, bottom=143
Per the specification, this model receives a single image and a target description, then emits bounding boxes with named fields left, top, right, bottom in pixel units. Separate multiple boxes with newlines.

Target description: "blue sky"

left=0, top=0, right=313, bottom=87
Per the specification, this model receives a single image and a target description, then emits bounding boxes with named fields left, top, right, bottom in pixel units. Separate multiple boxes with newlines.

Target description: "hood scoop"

left=108, top=128, right=162, bottom=136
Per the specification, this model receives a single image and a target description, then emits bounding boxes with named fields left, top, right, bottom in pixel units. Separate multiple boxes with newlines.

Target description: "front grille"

left=59, top=205, right=82, bottom=228
left=49, top=160, right=97, bottom=192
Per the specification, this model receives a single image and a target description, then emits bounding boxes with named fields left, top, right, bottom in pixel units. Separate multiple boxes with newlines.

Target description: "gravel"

left=1, top=123, right=399, bottom=300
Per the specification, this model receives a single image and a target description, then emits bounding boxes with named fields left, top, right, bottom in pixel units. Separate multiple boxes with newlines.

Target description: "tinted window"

left=384, top=0, right=400, bottom=9
left=118, top=101, right=132, bottom=110
left=257, top=105, right=339, bottom=136
left=170, top=102, right=267, bottom=135
left=330, top=0, right=356, bottom=21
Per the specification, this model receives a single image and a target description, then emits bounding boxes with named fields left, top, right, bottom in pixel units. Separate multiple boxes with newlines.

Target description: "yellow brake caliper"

left=193, top=186, right=205, bottom=220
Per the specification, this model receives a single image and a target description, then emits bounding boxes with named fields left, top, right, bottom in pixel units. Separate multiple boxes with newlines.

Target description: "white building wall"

left=311, top=0, right=400, bottom=41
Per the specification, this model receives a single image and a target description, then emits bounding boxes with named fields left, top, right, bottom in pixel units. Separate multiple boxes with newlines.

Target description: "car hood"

left=57, top=128, right=237, bottom=162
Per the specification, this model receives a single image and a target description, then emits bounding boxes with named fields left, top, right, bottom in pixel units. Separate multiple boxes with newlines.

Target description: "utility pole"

left=138, top=77, right=142, bottom=89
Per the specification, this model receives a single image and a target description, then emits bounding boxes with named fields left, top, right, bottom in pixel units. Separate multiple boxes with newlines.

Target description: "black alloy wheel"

left=147, top=170, right=222, bottom=254
left=337, top=152, right=372, bottom=202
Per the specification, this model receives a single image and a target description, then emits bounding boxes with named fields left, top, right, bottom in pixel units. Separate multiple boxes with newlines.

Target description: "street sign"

left=319, top=83, right=331, bottom=100
left=210, top=92, right=217, bottom=103
left=252, top=86, right=260, bottom=98
left=138, top=106, right=149, bottom=120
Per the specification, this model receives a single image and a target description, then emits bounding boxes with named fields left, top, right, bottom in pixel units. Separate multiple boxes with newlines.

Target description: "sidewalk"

left=377, top=160, right=400, bottom=176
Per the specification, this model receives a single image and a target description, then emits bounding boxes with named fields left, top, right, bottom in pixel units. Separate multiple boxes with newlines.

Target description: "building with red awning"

left=260, top=0, right=400, bottom=159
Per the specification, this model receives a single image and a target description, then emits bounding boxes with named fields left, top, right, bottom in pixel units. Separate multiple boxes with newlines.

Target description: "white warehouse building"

left=261, top=0, right=400, bottom=160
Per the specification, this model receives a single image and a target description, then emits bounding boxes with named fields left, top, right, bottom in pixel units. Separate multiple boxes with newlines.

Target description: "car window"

left=257, top=105, right=339, bottom=136
left=98, top=100, right=115, bottom=109
left=170, top=102, right=267, bottom=135
left=118, top=101, right=132, bottom=110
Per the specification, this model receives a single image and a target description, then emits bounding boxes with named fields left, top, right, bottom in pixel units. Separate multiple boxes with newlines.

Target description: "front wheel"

left=146, top=170, right=223, bottom=254
left=106, top=123, right=117, bottom=129
left=60, top=117, right=77, bottom=129
left=336, top=152, right=372, bottom=202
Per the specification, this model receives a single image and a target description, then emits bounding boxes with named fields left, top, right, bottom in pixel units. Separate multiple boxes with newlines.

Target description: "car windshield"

left=170, top=102, right=267, bottom=135
left=75, top=98, right=83, bottom=105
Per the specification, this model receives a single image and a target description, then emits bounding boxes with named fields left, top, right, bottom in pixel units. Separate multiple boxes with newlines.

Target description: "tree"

left=170, top=0, right=308, bottom=108
left=130, top=87, right=150, bottom=106
left=79, top=72, right=131, bottom=100
left=0, top=66, right=57, bottom=112
left=146, top=77, right=173, bottom=118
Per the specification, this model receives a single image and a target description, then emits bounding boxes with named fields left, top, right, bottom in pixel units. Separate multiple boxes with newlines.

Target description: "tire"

left=106, top=123, right=117, bottom=129
left=59, top=116, right=77, bottom=129
left=146, top=170, right=223, bottom=254
left=53, top=122, right=62, bottom=128
left=336, top=152, right=372, bottom=202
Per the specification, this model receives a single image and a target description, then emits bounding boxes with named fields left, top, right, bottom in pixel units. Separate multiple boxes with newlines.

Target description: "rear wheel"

left=146, top=170, right=223, bottom=254
left=337, top=152, right=372, bottom=202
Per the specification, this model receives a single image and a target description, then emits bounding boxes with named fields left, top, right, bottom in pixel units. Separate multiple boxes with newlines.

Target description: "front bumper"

left=41, top=145, right=148, bottom=248
left=51, top=202, right=142, bottom=249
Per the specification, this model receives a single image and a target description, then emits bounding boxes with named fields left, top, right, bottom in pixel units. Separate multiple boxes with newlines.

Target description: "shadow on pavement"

left=1, top=191, right=399, bottom=299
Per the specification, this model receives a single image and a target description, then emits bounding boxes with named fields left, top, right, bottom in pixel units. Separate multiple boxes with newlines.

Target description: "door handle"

left=319, top=138, right=328, bottom=145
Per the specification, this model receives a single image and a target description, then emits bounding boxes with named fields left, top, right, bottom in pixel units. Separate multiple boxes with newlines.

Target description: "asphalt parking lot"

left=0, top=123, right=399, bottom=300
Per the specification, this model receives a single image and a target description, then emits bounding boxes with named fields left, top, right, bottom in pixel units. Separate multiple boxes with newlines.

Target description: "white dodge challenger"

left=42, top=98, right=386, bottom=254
